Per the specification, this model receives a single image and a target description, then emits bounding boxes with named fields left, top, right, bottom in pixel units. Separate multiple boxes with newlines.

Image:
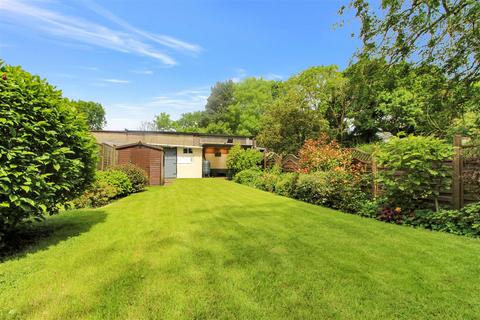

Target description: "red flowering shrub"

left=298, top=134, right=354, bottom=173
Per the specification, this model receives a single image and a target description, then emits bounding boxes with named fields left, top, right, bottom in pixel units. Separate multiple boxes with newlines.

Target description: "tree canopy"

left=342, top=0, right=480, bottom=83
left=154, top=112, right=176, bottom=131
left=70, top=100, right=106, bottom=130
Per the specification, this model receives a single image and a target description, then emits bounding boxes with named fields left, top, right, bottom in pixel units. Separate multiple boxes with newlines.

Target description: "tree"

left=258, top=90, right=328, bottom=154
left=342, top=0, right=480, bottom=83
left=258, top=66, right=347, bottom=154
left=71, top=100, right=106, bottom=130
left=226, top=77, right=277, bottom=136
left=0, top=63, right=97, bottom=246
left=154, top=112, right=176, bottom=131
left=138, top=120, right=157, bottom=131
left=204, top=121, right=233, bottom=134
left=175, top=111, right=204, bottom=132
left=201, top=80, right=235, bottom=128
left=149, top=78, right=277, bottom=136
left=343, top=59, right=478, bottom=143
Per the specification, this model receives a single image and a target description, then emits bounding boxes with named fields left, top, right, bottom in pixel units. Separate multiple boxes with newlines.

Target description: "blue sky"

left=0, top=0, right=363, bottom=130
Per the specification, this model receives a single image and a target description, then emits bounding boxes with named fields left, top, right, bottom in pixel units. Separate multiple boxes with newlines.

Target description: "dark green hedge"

left=0, top=63, right=97, bottom=246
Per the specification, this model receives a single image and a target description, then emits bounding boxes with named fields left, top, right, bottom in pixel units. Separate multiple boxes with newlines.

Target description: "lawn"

left=1, top=179, right=479, bottom=319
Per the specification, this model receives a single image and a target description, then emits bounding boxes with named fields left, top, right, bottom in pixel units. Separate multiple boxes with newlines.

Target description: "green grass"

left=1, top=179, right=479, bottom=319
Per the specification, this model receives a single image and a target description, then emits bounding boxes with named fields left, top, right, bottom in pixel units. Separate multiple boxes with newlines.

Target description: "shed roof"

left=115, top=141, right=163, bottom=151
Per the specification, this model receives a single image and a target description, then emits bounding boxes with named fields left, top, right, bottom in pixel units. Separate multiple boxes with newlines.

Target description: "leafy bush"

left=0, top=63, right=97, bottom=246
left=114, top=163, right=148, bottom=192
left=234, top=169, right=298, bottom=197
left=377, top=207, right=406, bottom=224
left=357, top=199, right=382, bottom=218
left=293, top=170, right=372, bottom=213
left=96, top=170, right=133, bottom=197
left=376, top=135, right=453, bottom=210
left=298, top=135, right=354, bottom=173
left=409, top=202, right=480, bottom=237
left=72, top=180, right=117, bottom=208
left=255, top=172, right=281, bottom=192
left=232, top=169, right=263, bottom=187
left=274, top=173, right=298, bottom=197
left=227, top=144, right=263, bottom=175
left=293, top=172, right=333, bottom=206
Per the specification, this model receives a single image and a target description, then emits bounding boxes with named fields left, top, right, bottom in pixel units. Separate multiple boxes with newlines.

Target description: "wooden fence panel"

left=282, top=154, right=300, bottom=172
left=264, top=136, right=480, bottom=210
left=97, top=143, right=117, bottom=170
left=452, top=135, right=464, bottom=209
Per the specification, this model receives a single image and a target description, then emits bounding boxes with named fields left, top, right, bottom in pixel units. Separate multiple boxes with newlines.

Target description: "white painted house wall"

left=176, top=147, right=203, bottom=178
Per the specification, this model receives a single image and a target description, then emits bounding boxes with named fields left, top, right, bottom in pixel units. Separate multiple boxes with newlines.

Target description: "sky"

left=0, top=0, right=363, bottom=130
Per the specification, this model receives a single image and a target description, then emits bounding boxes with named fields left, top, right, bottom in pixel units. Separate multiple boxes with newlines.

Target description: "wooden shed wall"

left=117, top=146, right=164, bottom=185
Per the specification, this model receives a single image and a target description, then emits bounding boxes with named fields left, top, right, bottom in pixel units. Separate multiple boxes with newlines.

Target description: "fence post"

left=371, top=158, right=379, bottom=199
left=452, top=135, right=464, bottom=210
left=99, top=144, right=104, bottom=171
left=113, top=145, right=118, bottom=166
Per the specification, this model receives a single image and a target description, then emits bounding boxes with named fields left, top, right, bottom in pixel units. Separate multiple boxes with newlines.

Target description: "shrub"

left=227, top=144, right=263, bottom=175
left=293, top=170, right=372, bottom=213
left=0, top=63, right=97, bottom=246
left=377, top=207, right=408, bottom=224
left=376, top=135, right=453, bottom=211
left=298, top=134, right=354, bottom=173
left=293, top=172, right=334, bottom=206
left=233, top=169, right=263, bottom=187
left=255, top=172, right=281, bottom=192
left=114, top=163, right=148, bottom=192
left=72, top=180, right=117, bottom=208
left=409, top=203, right=480, bottom=237
left=96, top=170, right=133, bottom=197
left=357, top=199, right=382, bottom=218
left=274, top=173, right=298, bottom=197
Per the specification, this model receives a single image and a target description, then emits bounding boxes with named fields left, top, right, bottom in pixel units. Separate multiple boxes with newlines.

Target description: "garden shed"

left=116, top=142, right=164, bottom=186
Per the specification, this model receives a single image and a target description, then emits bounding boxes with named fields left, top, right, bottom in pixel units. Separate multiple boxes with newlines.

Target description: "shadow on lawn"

left=0, top=209, right=107, bottom=262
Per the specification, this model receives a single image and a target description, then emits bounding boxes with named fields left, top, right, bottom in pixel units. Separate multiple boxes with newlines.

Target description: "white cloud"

left=0, top=0, right=202, bottom=65
left=101, top=78, right=130, bottom=84
left=148, top=87, right=209, bottom=112
left=82, top=0, right=202, bottom=54
left=132, top=69, right=154, bottom=75
left=264, top=73, right=283, bottom=80
left=105, top=87, right=209, bottom=129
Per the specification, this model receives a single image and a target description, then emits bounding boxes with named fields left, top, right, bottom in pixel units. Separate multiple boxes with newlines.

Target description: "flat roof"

left=202, top=143, right=252, bottom=148
left=91, top=130, right=254, bottom=139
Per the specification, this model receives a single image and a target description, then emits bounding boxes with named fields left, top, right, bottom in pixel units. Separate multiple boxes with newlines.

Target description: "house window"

left=183, top=148, right=193, bottom=154
left=214, top=149, right=222, bottom=157
left=227, top=138, right=233, bottom=143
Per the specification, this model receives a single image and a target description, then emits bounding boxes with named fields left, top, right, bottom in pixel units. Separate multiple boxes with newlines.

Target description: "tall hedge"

left=0, top=63, right=97, bottom=245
